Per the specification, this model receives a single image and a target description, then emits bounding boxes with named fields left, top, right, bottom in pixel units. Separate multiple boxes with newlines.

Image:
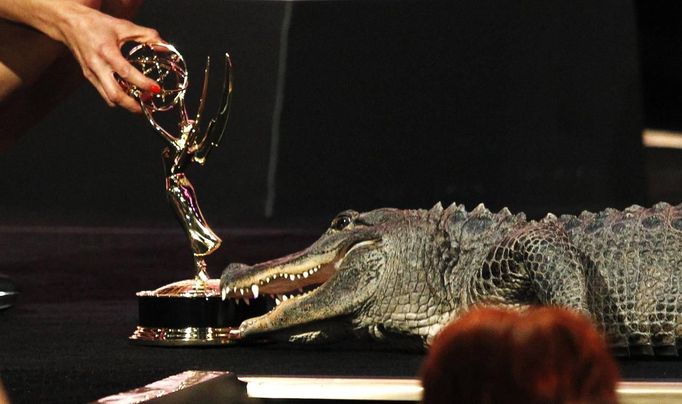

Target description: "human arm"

left=0, top=0, right=164, bottom=113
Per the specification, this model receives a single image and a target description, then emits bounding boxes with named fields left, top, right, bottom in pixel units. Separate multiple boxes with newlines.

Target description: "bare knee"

left=0, top=21, right=65, bottom=103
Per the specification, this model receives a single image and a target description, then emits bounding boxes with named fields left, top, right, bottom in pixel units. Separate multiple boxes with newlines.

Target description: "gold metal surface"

left=165, top=173, right=221, bottom=258
left=129, top=326, right=238, bottom=346
left=136, top=278, right=220, bottom=298
left=121, top=42, right=233, bottom=273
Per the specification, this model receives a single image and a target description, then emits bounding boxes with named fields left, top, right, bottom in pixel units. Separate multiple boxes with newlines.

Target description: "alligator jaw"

left=238, top=282, right=329, bottom=338
left=220, top=249, right=338, bottom=301
left=220, top=238, right=379, bottom=337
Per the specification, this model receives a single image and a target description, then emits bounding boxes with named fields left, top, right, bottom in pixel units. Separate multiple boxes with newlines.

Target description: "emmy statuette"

left=121, top=43, right=265, bottom=345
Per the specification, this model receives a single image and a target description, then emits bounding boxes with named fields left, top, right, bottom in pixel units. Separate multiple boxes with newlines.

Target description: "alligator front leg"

left=243, top=317, right=357, bottom=345
left=471, top=222, right=590, bottom=315
left=515, top=223, right=590, bottom=312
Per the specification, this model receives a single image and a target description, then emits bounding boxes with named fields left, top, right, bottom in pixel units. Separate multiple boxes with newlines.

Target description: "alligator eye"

left=331, top=215, right=353, bottom=231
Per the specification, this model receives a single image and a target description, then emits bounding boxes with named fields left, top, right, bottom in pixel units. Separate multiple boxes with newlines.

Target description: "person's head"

left=420, top=307, right=619, bottom=404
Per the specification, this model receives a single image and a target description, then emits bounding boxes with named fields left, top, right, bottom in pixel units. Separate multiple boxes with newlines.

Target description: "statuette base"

left=130, top=279, right=266, bottom=346
left=129, top=325, right=237, bottom=346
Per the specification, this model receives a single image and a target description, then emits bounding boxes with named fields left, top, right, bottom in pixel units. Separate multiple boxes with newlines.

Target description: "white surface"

left=240, top=376, right=422, bottom=401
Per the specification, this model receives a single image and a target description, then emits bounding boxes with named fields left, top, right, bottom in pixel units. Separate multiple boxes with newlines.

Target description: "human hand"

left=41, top=0, right=164, bottom=113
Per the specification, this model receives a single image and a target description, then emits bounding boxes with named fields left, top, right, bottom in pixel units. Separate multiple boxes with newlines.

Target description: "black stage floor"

left=1, top=226, right=682, bottom=403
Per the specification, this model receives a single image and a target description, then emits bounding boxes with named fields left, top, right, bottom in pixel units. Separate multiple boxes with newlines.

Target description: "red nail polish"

left=151, top=84, right=161, bottom=94
left=140, top=92, right=152, bottom=102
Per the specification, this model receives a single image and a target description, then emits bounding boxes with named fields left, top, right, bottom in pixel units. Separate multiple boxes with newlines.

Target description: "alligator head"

left=220, top=204, right=457, bottom=346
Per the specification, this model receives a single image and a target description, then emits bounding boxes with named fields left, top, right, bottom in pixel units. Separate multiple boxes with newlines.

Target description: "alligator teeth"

left=266, top=277, right=271, bottom=283
left=251, top=284, right=260, bottom=299
left=275, top=297, right=281, bottom=305
left=289, top=274, right=296, bottom=281
left=221, top=288, right=228, bottom=301
left=282, top=294, right=289, bottom=301
left=296, top=274, right=302, bottom=279
left=244, top=298, right=250, bottom=305
left=303, top=271, right=309, bottom=278
left=240, top=288, right=245, bottom=295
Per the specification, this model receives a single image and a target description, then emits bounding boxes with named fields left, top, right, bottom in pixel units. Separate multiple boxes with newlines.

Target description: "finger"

left=109, top=84, right=142, bottom=113
left=117, top=21, right=163, bottom=45
left=91, top=56, right=142, bottom=113
left=68, top=41, right=114, bottom=105
left=151, top=43, right=171, bottom=53
left=112, top=88, right=142, bottom=113
left=108, top=51, right=159, bottom=93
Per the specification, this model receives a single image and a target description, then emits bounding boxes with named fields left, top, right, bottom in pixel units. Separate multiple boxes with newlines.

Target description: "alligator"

left=220, top=202, right=682, bottom=355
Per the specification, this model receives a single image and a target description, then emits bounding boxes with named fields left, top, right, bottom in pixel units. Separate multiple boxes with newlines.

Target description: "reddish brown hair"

left=420, top=307, right=619, bottom=404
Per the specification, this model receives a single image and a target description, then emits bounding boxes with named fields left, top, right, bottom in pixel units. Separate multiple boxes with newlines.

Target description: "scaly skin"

left=220, top=202, right=682, bottom=355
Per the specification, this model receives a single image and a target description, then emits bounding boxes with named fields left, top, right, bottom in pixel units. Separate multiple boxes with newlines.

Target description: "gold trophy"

left=120, top=43, right=263, bottom=345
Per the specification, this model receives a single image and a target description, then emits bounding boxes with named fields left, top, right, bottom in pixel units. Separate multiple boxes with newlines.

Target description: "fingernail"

left=140, top=92, right=152, bottom=102
left=150, top=84, right=161, bottom=94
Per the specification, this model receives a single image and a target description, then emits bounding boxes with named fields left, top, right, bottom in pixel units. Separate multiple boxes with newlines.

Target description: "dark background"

left=637, top=1, right=682, bottom=131
left=2, top=0, right=676, bottom=230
